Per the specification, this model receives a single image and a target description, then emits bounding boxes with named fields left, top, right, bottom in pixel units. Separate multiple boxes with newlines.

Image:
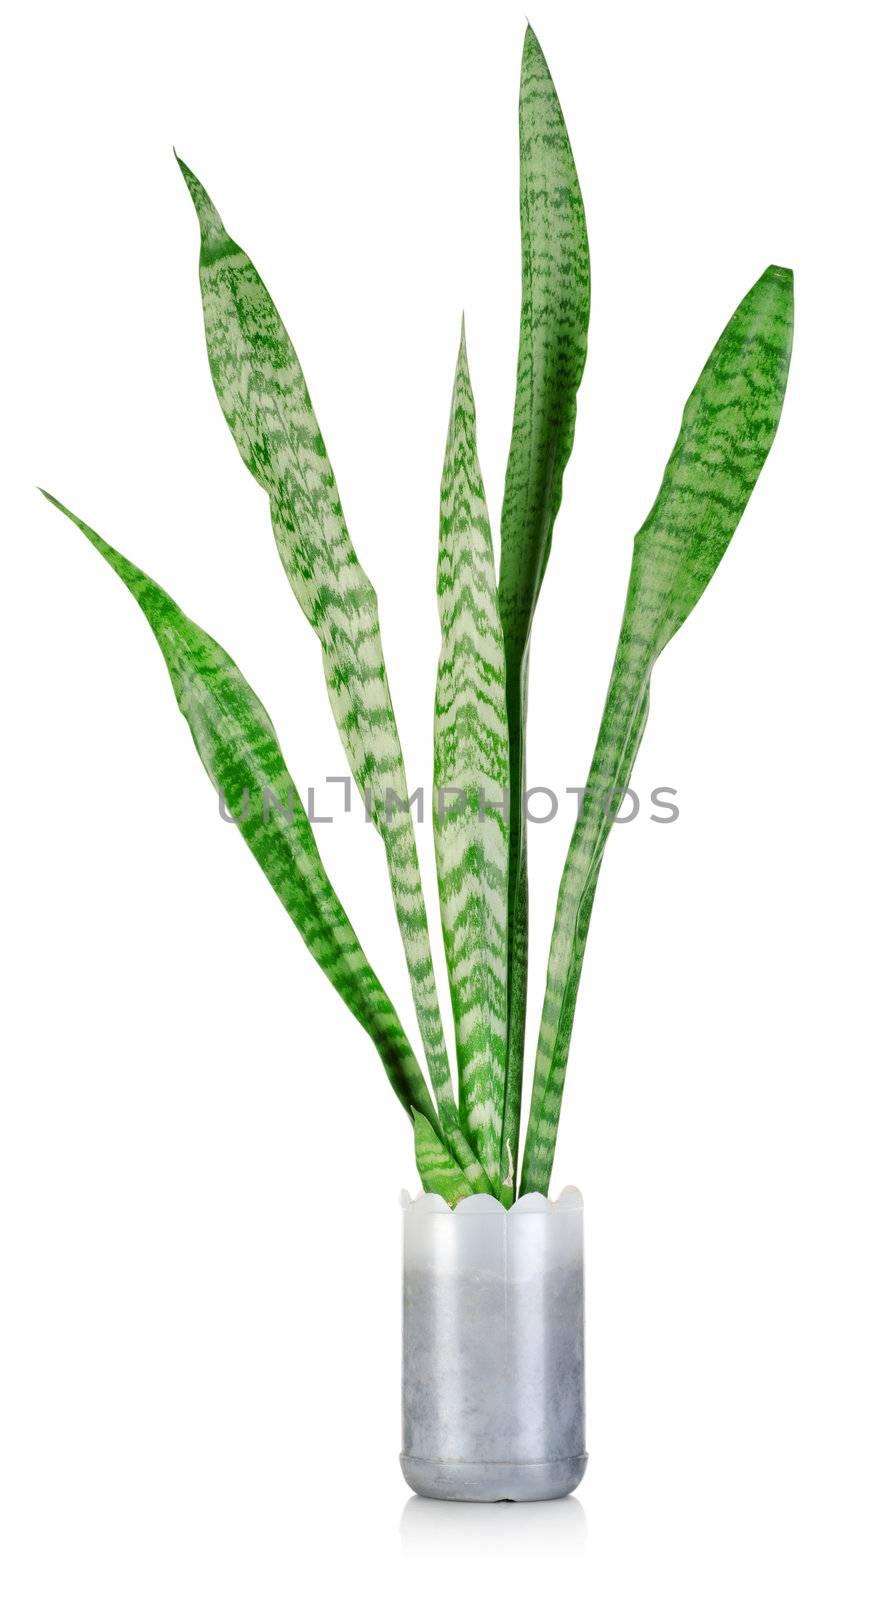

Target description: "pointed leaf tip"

left=39, top=487, right=70, bottom=518
left=175, top=154, right=225, bottom=243
left=458, top=313, right=468, bottom=365
left=522, top=21, right=548, bottom=71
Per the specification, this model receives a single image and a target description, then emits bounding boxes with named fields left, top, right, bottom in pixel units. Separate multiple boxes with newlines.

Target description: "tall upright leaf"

left=434, top=324, right=509, bottom=1191
left=497, top=26, right=590, bottom=1192
left=176, top=157, right=461, bottom=1152
left=520, top=265, right=795, bottom=1196
left=41, top=491, right=441, bottom=1136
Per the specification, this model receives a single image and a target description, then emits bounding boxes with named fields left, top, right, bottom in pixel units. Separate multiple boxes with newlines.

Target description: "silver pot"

left=400, top=1186, right=586, bottom=1502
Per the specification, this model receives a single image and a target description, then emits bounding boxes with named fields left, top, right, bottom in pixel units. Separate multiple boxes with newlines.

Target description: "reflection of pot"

left=400, top=1187, right=586, bottom=1502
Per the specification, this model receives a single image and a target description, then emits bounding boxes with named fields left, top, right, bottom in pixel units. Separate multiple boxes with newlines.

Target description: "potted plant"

left=41, top=24, right=793, bottom=1500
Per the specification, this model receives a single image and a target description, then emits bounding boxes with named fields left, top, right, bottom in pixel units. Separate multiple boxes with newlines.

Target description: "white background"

left=2, top=0, right=887, bottom=1594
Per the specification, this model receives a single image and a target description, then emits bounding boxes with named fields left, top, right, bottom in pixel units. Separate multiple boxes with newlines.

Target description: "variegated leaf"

left=42, top=491, right=440, bottom=1133
left=176, top=157, right=457, bottom=1143
left=412, top=1110, right=474, bottom=1206
left=497, top=27, right=591, bottom=1193
left=433, top=324, right=509, bottom=1191
left=520, top=265, right=795, bottom=1196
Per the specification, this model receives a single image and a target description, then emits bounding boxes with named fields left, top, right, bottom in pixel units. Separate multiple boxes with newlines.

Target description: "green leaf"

left=41, top=491, right=440, bottom=1134
left=175, top=157, right=457, bottom=1146
left=434, top=324, right=509, bottom=1191
left=497, top=26, right=590, bottom=1193
left=412, top=1110, right=474, bottom=1206
left=520, top=264, right=795, bottom=1196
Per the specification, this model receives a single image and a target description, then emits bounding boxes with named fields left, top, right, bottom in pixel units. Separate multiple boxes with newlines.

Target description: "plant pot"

left=400, top=1186, right=586, bottom=1502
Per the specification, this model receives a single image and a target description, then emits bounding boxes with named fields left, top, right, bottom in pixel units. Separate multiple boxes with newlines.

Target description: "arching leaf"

left=521, top=265, right=794, bottom=1195
left=41, top=491, right=439, bottom=1133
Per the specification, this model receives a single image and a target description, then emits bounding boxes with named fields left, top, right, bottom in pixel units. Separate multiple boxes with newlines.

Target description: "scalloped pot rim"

left=399, top=1185, right=583, bottom=1216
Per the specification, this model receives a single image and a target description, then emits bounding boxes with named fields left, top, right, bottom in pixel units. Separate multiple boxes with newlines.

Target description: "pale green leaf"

left=434, top=324, right=509, bottom=1191
left=176, top=156, right=457, bottom=1141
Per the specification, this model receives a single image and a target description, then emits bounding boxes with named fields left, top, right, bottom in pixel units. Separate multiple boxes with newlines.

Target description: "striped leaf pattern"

left=520, top=265, right=795, bottom=1195
left=176, top=158, right=458, bottom=1143
left=42, top=491, right=440, bottom=1131
left=434, top=325, right=509, bottom=1191
left=42, top=27, right=796, bottom=1209
left=412, top=1110, right=475, bottom=1205
left=497, top=27, right=591, bottom=1194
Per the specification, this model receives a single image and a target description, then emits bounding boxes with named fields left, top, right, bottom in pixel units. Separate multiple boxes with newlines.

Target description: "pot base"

left=400, top=1452, right=588, bottom=1503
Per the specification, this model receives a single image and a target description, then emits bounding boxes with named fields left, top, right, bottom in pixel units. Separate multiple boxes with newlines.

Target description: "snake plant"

left=42, top=26, right=793, bottom=1205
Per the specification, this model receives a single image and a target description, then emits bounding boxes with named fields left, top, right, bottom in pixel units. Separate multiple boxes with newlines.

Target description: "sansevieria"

left=42, top=26, right=793, bottom=1203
